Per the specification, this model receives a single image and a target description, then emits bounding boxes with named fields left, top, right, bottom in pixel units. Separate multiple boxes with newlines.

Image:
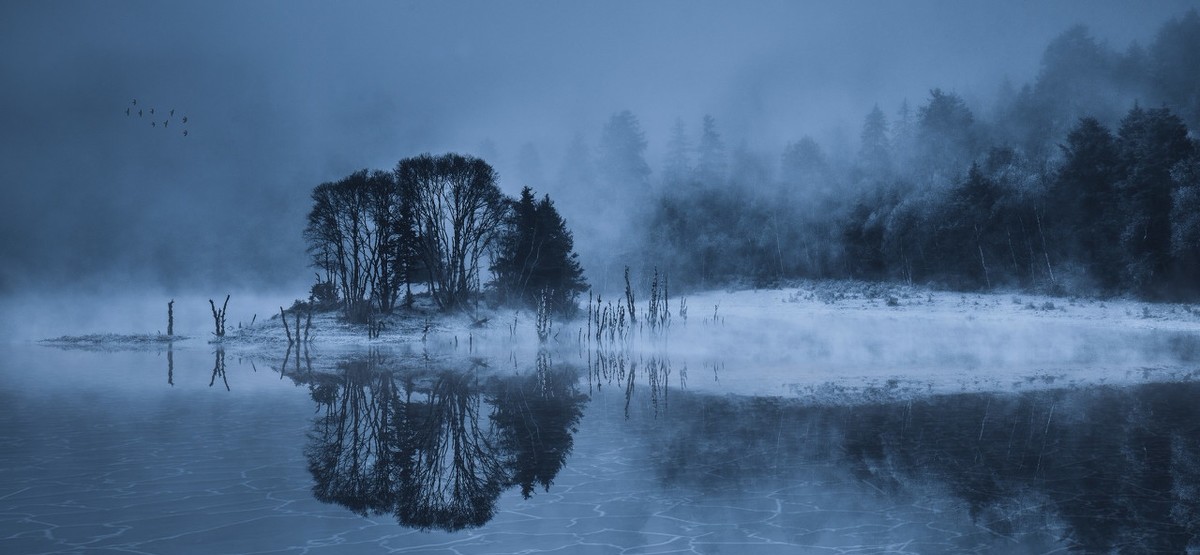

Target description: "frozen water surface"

left=3, top=335, right=1200, bottom=554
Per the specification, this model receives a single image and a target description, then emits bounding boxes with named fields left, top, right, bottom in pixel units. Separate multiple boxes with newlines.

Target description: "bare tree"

left=305, top=169, right=409, bottom=315
left=396, top=153, right=505, bottom=311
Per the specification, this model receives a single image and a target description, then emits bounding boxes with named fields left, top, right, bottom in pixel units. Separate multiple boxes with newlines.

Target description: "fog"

left=1, top=1, right=1194, bottom=301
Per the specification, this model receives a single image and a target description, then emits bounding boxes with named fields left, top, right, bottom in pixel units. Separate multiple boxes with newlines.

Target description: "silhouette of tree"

left=1170, top=152, right=1200, bottom=291
left=598, top=110, right=650, bottom=190
left=303, top=355, right=586, bottom=532
left=780, top=137, right=828, bottom=190
left=917, top=88, right=977, bottom=182
left=1149, top=10, right=1200, bottom=130
left=490, top=351, right=587, bottom=498
left=1030, top=26, right=1124, bottom=152
left=891, top=99, right=916, bottom=168
left=395, top=153, right=506, bottom=311
left=938, top=163, right=1004, bottom=287
left=662, top=118, right=691, bottom=186
left=1051, top=117, right=1124, bottom=290
left=393, top=371, right=507, bottom=531
left=1115, top=105, right=1193, bottom=293
left=695, top=115, right=726, bottom=184
left=492, top=187, right=587, bottom=315
left=306, top=359, right=399, bottom=516
left=639, top=380, right=1200, bottom=552
left=858, top=104, right=891, bottom=177
left=304, top=169, right=409, bottom=315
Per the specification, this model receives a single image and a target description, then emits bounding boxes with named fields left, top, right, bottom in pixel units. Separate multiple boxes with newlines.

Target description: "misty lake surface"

left=4, top=342, right=1200, bottom=554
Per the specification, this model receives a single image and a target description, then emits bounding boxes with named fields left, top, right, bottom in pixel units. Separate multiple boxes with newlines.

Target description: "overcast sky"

left=2, top=0, right=1195, bottom=295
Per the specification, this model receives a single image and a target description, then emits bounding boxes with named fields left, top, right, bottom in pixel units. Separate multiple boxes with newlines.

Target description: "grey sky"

left=1, top=0, right=1194, bottom=294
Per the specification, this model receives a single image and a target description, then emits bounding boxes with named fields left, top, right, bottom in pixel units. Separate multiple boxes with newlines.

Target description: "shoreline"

left=30, top=280, right=1200, bottom=404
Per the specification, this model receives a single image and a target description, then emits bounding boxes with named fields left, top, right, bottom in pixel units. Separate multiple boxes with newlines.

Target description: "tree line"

left=840, top=105, right=1197, bottom=296
left=304, top=153, right=585, bottom=318
left=631, top=10, right=1200, bottom=299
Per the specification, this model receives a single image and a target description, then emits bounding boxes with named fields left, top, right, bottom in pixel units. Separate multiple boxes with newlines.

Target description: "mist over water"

left=6, top=4, right=1200, bottom=552
left=0, top=290, right=299, bottom=343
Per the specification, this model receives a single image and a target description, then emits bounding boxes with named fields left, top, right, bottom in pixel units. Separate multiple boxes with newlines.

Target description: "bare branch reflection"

left=301, top=349, right=586, bottom=531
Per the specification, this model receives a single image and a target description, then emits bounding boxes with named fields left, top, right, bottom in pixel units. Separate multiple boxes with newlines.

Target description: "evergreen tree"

left=858, top=104, right=891, bottom=177
left=492, top=187, right=587, bottom=315
left=1170, top=149, right=1200, bottom=291
left=557, top=133, right=595, bottom=191
left=892, top=99, right=915, bottom=168
left=1034, top=26, right=1122, bottom=122
left=938, top=163, right=1003, bottom=288
left=598, top=110, right=650, bottom=188
left=1149, top=9, right=1200, bottom=130
left=662, top=118, right=691, bottom=185
left=1116, top=105, right=1194, bottom=292
left=917, top=88, right=976, bottom=182
left=781, top=137, right=829, bottom=192
left=695, top=114, right=726, bottom=184
left=1052, top=117, right=1123, bottom=290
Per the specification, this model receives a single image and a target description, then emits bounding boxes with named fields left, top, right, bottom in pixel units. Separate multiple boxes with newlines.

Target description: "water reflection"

left=639, top=381, right=1200, bottom=553
left=208, top=348, right=228, bottom=390
left=272, top=346, right=1200, bottom=549
left=296, top=350, right=586, bottom=532
left=587, top=346, right=677, bottom=418
left=278, top=342, right=314, bottom=380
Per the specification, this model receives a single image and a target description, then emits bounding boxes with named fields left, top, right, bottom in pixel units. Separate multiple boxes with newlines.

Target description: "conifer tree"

left=492, top=187, right=587, bottom=315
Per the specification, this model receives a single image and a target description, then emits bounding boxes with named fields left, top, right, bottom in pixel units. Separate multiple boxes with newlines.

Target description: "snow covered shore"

left=36, top=281, right=1200, bottom=402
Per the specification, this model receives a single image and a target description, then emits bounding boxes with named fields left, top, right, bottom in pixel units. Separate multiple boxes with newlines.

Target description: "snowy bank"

left=35, top=281, right=1200, bottom=403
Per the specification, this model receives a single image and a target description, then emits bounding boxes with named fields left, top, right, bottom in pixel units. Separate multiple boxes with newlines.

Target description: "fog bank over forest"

left=1, top=1, right=1197, bottom=298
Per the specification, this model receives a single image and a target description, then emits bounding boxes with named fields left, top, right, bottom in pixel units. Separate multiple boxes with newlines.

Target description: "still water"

left=3, top=343, right=1200, bottom=554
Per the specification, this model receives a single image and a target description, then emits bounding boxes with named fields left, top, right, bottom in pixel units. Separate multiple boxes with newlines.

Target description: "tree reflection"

left=491, top=351, right=587, bottom=498
left=302, top=350, right=586, bottom=531
left=396, top=369, right=506, bottom=530
left=306, top=356, right=397, bottom=516
left=640, top=382, right=1200, bottom=552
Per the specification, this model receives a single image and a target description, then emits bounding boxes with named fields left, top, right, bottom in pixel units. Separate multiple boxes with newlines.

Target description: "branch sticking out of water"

left=209, top=295, right=229, bottom=337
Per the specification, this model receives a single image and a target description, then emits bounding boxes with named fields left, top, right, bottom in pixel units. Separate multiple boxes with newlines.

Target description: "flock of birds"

left=126, top=99, right=189, bottom=137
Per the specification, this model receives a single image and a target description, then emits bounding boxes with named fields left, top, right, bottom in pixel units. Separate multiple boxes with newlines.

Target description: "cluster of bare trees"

left=305, top=153, right=505, bottom=315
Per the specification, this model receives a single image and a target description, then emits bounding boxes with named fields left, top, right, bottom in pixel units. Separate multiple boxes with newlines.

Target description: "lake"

left=3, top=341, right=1200, bottom=553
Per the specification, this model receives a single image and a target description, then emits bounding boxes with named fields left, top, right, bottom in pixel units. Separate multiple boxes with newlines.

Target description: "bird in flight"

left=125, top=100, right=191, bottom=138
